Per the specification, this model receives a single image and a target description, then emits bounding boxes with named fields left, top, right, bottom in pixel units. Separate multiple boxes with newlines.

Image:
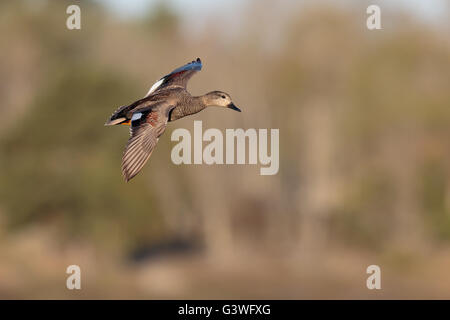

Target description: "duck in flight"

left=105, top=58, right=241, bottom=182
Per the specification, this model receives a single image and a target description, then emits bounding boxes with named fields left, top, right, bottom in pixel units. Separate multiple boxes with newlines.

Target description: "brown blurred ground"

left=0, top=0, right=450, bottom=299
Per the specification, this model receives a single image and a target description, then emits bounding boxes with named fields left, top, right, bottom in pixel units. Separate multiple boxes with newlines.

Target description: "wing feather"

left=121, top=111, right=168, bottom=182
left=144, top=58, right=202, bottom=97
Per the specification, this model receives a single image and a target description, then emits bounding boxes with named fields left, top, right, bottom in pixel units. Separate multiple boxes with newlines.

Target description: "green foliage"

left=142, top=1, right=179, bottom=36
left=330, top=170, right=395, bottom=250
left=420, top=160, right=450, bottom=240
left=0, top=67, right=164, bottom=251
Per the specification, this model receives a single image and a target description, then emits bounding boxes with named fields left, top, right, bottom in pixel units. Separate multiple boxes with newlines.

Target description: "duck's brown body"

left=105, top=58, right=240, bottom=182
left=108, top=88, right=207, bottom=126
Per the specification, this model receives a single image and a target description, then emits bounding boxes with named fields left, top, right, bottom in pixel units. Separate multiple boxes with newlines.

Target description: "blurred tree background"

left=0, top=0, right=449, bottom=298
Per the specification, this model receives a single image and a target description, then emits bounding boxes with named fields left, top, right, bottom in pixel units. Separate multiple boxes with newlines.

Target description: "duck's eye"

left=221, top=95, right=226, bottom=99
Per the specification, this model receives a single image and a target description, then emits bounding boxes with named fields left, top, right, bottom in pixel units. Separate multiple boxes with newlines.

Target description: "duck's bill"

left=227, top=103, right=241, bottom=112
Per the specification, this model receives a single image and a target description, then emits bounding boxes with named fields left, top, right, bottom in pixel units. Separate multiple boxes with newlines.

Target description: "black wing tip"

left=196, top=58, right=202, bottom=70
left=191, top=57, right=202, bottom=68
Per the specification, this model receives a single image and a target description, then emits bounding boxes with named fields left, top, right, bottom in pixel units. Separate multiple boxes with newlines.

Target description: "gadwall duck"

left=105, top=58, right=241, bottom=182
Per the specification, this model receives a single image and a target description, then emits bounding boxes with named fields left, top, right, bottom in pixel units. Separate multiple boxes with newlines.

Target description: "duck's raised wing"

left=144, top=58, right=202, bottom=97
left=121, top=108, right=169, bottom=182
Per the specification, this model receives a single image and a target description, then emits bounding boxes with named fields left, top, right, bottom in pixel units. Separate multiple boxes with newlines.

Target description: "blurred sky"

left=96, top=0, right=449, bottom=23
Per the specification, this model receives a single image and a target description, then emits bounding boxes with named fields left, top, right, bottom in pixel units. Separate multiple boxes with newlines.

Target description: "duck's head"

left=204, top=91, right=241, bottom=112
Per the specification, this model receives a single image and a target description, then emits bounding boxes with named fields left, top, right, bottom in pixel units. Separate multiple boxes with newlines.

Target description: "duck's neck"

left=170, top=95, right=207, bottom=121
left=190, top=96, right=208, bottom=113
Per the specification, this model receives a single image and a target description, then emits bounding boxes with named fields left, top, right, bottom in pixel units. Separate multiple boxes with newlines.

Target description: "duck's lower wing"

left=121, top=110, right=168, bottom=182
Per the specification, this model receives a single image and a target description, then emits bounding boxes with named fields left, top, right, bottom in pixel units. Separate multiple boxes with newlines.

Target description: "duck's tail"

left=104, top=117, right=130, bottom=126
left=105, top=104, right=132, bottom=126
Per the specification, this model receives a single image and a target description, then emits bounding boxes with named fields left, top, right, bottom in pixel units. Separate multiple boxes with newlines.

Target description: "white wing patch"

left=131, top=112, right=143, bottom=121
left=144, top=78, right=164, bottom=97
